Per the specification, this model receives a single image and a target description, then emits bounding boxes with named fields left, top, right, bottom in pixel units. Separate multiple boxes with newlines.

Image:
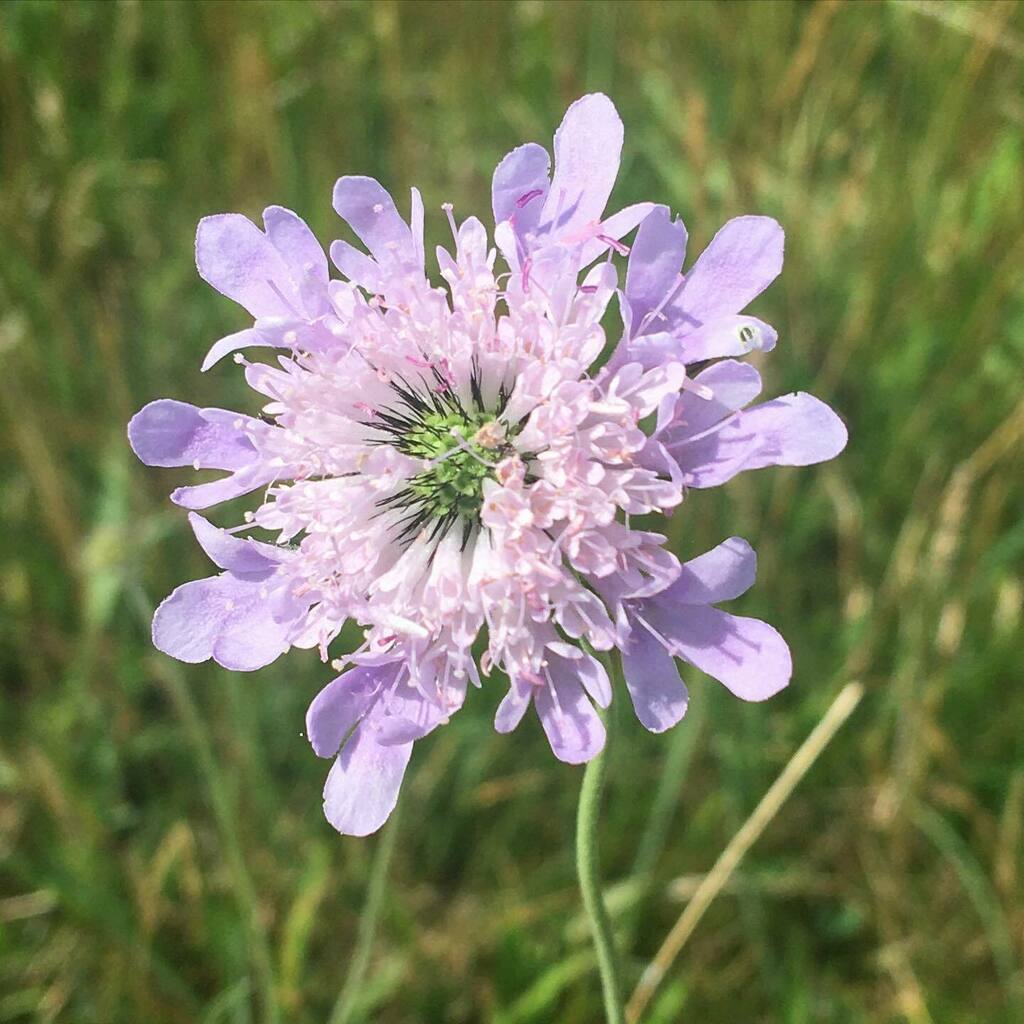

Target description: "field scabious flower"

left=129, top=94, right=846, bottom=835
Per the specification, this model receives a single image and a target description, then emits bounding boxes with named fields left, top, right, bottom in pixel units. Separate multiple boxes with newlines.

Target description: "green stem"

left=329, top=797, right=403, bottom=1024
left=576, top=695, right=625, bottom=1024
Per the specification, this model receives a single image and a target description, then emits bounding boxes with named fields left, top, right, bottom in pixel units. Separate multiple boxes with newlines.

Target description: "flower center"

left=369, top=372, right=515, bottom=542
left=405, top=410, right=506, bottom=519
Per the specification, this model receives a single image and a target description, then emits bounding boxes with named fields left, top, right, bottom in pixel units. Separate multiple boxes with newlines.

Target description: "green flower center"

left=403, top=410, right=507, bottom=521
left=368, top=372, right=517, bottom=543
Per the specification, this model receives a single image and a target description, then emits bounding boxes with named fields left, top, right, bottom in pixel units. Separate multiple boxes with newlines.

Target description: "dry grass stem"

left=626, top=682, right=866, bottom=1022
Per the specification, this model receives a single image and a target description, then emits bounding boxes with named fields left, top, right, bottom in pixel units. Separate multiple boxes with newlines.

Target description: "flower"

left=129, top=94, right=846, bottom=835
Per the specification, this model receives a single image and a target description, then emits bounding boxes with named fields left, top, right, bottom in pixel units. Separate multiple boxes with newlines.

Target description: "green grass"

left=1, top=0, right=1023, bottom=1020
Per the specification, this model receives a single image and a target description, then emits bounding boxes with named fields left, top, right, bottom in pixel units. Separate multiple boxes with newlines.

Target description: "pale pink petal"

left=409, top=187, right=425, bottom=269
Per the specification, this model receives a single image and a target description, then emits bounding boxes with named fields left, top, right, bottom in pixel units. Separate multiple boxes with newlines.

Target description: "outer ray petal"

left=535, top=657, right=606, bottom=764
left=673, top=393, right=848, bottom=488
left=625, top=205, right=688, bottom=330
left=332, top=176, right=420, bottom=274
left=492, top=142, right=550, bottom=233
left=621, top=626, right=689, bottom=732
left=668, top=216, right=784, bottom=324
left=539, top=93, right=624, bottom=241
left=128, top=400, right=259, bottom=470
left=322, top=724, right=412, bottom=837
left=152, top=575, right=292, bottom=671
left=645, top=604, right=792, bottom=702
left=305, top=663, right=399, bottom=758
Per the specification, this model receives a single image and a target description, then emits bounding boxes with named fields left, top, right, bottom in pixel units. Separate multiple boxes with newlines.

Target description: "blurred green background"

left=2, top=0, right=1023, bottom=1021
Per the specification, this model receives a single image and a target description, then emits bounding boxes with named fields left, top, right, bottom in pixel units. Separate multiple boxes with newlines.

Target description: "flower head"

left=129, top=94, right=846, bottom=835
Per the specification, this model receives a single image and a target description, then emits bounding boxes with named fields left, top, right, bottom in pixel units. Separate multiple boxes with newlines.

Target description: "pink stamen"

left=598, top=234, right=626, bottom=256
left=516, top=188, right=544, bottom=208
left=435, top=357, right=456, bottom=389
left=596, top=234, right=631, bottom=256
left=518, top=667, right=545, bottom=688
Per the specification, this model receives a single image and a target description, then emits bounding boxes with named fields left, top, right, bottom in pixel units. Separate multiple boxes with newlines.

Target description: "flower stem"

left=329, top=797, right=403, bottom=1024
left=576, top=696, right=626, bottom=1024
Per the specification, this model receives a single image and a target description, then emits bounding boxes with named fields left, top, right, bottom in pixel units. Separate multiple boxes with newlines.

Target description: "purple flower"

left=129, top=94, right=846, bottom=835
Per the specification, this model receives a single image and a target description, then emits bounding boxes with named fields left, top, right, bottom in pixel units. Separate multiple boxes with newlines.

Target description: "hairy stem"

left=576, top=695, right=625, bottom=1024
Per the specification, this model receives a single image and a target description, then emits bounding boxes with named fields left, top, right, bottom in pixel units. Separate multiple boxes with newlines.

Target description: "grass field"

left=2, top=1, right=1023, bottom=1021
